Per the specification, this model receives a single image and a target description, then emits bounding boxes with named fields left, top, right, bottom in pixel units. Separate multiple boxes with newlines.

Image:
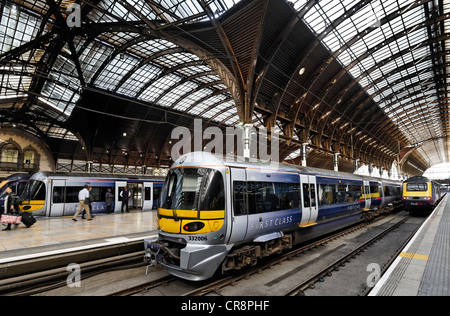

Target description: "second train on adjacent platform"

left=402, top=176, right=442, bottom=216
left=145, top=152, right=402, bottom=281
left=19, top=172, right=164, bottom=217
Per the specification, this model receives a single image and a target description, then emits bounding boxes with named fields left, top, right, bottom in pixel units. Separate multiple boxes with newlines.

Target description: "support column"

left=243, top=123, right=253, bottom=160
left=333, top=153, right=339, bottom=172
left=300, top=143, right=308, bottom=167
left=368, top=163, right=373, bottom=176
left=353, top=159, right=360, bottom=173
left=87, top=161, right=93, bottom=173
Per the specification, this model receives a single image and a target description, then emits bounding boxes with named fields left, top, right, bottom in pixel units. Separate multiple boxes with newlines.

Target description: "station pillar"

left=333, top=153, right=339, bottom=172
left=300, top=143, right=308, bottom=167
left=353, top=159, right=360, bottom=173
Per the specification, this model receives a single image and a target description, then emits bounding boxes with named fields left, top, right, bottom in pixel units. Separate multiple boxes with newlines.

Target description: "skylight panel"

left=117, top=63, right=162, bottom=96
left=79, top=42, right=113, bottom=84
left=139, top=74, right=182, bottom=103
left=0, top=5, right=40, bottom=54
left=158, top=81, right=198, bottom=108
left=95, top=54, right=140, bottom=91
left=155, top=52, right=199, bottom=68
left=173, top=88, right=213, bottom=111
left=304, top=5, right=327, bottom=34
left=188, top=94, right=228, bottom=116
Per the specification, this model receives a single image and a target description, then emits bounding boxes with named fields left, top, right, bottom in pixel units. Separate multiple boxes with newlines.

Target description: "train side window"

left=319, top=184, right=334, bottom=205
left=153, top=187, right=161, bottom=201
left=53, top=187, right=64, bottom=203
left=233, top=181, right=246, bottom=216
left=348, top=185, right=361, bottom=201
left=91, top=187, right=106, bottom=202
left=276, top=182, right=300, bottom=210
left=302, top=184, right=310, bottom=207
left=310, top=184, right=316, bottom=207
left=65, top=187, right=84, bottom=203
left=145, top=187, right=151, bottom=201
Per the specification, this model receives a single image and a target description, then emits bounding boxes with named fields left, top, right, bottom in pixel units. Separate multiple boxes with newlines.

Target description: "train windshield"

left=20, top=180, right=46, bottom=201
left=160, top=168, right=224, bottom=211
left=406, top=183, right=428, bottom=191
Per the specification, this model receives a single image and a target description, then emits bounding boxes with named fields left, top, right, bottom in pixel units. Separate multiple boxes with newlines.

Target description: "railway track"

left=284, top=216, right=415, bottom=296
left=118, top=214, right=403, bottom=296
left=11, top=212, right=421, bottom=296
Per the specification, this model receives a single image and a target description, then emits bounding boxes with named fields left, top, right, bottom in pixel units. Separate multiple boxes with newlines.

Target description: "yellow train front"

left=402, top=176, right=441, bottom=216
left=145, top=153, right=230, bottom=281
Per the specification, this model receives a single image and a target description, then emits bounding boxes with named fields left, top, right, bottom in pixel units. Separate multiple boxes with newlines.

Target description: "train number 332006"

left=188, top=236, right=207, bottom=241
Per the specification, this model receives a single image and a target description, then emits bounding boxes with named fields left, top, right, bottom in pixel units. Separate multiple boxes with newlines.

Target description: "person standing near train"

left=120, top=186, right=130, bottom=213
left=72, top=185, right=92, bottom=221
left=105, top=188, right=113, bottom=214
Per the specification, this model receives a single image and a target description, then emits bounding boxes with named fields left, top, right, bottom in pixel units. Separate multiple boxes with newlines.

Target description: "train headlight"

left=183, top=222, right=205, bottom=232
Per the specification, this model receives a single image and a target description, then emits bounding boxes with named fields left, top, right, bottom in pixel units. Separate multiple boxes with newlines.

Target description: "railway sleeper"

left=222, top=235, right=293, bottom=273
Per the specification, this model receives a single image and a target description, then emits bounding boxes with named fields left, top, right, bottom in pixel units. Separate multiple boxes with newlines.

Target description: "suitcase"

left=20, top=212, right=36, bottom=228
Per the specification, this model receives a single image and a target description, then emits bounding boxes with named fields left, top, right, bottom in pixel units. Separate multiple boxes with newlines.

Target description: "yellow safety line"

left=399, top=252, right=429, bottom=261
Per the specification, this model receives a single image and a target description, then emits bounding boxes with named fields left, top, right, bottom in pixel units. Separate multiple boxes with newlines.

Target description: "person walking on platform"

left=82, top=186, right=95, bottom=219
left=120, top=186, right=130, bottom=213
left=105, top=188, right=113, bottom=214
left=72, top=185, right=92, bottom=222
left=2, top=186, right=19, bottom=231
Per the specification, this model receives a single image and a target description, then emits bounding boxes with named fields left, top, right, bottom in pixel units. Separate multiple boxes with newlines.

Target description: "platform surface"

left=369, top=194, right=450, bottom=296
left=0, top=210, right=158, bottom=262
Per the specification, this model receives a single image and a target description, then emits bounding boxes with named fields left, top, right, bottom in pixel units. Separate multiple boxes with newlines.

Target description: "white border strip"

left=368, top=196, right=447, bottom=296
left=0, top=234, right=158, bottom=265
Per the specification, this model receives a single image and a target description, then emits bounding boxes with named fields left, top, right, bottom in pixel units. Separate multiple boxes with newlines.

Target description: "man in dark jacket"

left=3, top=186, right=18, bottom=231
left=120, top=186, right=130, bottom=213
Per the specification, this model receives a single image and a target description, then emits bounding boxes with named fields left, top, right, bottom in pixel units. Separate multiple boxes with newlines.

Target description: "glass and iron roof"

left=0, top=0, right=448, bottom=173
left=0, top=0, right=241, bottom=140
left=278, top=0, right=449, bottom=169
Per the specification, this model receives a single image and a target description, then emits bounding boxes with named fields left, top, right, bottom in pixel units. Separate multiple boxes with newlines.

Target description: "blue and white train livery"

left=145, top=152, right=402, bottom=281
left=19, top=172, right=164, bottom=217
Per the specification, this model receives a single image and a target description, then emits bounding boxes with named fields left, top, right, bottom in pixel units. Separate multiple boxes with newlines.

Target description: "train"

left=18, top=172, right=164, bottom=217
left=0, top=173, right=31, bottom=210
left=402, top=176, right=442, bottom=216
left=144, top=152, right=403, bottom=281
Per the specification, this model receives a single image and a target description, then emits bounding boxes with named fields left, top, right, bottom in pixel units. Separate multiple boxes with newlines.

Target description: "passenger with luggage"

left=1, top=186, right=19, bottom=231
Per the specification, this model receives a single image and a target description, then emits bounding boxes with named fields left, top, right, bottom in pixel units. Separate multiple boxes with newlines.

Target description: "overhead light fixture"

left=299, top=67, right=306, bottom=75
left=123, top=132, right=127, bottom=137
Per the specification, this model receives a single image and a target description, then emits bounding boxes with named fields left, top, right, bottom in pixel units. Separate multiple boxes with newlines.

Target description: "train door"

left=300, top=175, right=319, bottom=226
left=228, top=168, right=248, bottom=243
left=363, top=180, right=371, bottom=209
left=114, top=181, right=127, bottom=212
left=51, top=180, right=65, bottom=217
left=142, top=182, right=153, bottom=211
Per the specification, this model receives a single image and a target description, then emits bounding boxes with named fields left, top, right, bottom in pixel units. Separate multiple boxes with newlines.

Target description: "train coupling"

left=144, top=237, right=166, bottom=275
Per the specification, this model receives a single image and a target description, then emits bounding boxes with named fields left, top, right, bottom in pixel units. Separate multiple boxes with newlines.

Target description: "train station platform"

left=0, top=210, right=159, bottom=263
left=369, top=194, right=450, bottom=296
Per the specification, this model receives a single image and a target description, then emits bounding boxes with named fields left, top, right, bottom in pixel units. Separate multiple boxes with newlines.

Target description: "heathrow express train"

left=402, top=176, right=442, bottom=216
left=19, top=172, right=164, bottom=217
left=144, top=152, right=402, bottom=281
left=0, top=173, right=30, bottom=210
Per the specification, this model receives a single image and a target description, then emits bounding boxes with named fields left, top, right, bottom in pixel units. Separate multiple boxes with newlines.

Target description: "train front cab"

left=19, top=176, right=47, bottom=216
left=402, top=179, right=434, bottom=216
left=151, top=165, right=230, bottom=281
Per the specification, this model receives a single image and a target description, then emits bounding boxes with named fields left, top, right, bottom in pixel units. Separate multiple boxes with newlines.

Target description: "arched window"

left=1, top=144, right=19, bottom=163
left=24, top=149, right=35, bottom=165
